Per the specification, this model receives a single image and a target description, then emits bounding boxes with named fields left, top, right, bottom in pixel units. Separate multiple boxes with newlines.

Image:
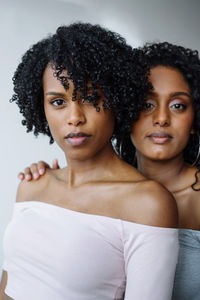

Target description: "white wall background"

left=0, top=0, right=200, bottom=271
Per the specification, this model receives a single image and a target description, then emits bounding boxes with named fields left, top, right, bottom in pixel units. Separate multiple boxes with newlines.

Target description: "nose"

left=67, top=101, right=86, bottom=126
left=152, top=106, right=170, bottom=127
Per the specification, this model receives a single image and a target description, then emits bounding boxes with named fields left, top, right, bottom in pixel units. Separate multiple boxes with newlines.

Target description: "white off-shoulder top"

left=3, top=201, right=179, bottom=300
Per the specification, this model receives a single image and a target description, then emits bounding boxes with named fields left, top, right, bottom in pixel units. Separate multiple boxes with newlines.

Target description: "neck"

left=137, top=152, right=188, bottom=193
left=64, top=143, right=119, bottom=187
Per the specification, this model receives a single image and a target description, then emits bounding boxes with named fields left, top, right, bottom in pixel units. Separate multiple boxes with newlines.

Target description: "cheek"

left=45, top=112, right=61, bottom=140
left=177, top=124, right=193, bottom=150
left=176, top=107, right=194, bottom=129
left=94, top=110, right=115, bottom=135
left=106, top=112, right=115, bottom=129
left=175, top=115, right=194, bottom=137
left=106, top=114, right=115, bottom=138
left=131, top=118, right=147, bottom=141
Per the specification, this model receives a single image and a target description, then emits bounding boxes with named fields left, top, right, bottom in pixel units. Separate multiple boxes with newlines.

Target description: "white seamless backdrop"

left=0, top=0, right=200, bottom=270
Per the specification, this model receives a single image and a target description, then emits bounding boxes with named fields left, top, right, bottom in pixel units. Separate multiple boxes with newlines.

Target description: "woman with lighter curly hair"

left=0, top=25, right=178, bottom=300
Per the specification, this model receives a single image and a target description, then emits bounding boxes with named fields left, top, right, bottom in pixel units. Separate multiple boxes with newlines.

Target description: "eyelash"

left=143, top=101, right=187, bottom=112
left=170, top=103, right=187, bottom=111
left=50, top=99, right=65, bottom=107
left=49, top=97, right=94, bottom=108
left=144, top=102, right=153, bottom=108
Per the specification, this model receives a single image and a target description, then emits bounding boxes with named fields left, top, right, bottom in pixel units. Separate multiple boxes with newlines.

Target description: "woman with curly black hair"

left=0, top=25, right=178, bottom=300
left=26, top=41, right=200, bottom=300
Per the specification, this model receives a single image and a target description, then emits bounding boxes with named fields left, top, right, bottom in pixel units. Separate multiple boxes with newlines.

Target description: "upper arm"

left=0, top=270, right=7, bottom=300
left=16, top=171, right=50, bottom=203
left=123, top=225, right=179, bottom=300
left=16, top=179, right=38, bottom=203
left=16, top=180, right=28, bottom=202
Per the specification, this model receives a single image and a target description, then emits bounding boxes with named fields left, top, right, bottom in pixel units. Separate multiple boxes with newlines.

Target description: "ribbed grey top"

left=172, top=228, right=200, bottom=300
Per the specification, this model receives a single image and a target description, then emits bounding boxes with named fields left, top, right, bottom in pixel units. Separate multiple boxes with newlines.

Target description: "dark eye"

left=170, top=103, right=187, bottom=111
left=50, top=99, right=65, bottom=106
left=143, top=101, right=154, bottom=111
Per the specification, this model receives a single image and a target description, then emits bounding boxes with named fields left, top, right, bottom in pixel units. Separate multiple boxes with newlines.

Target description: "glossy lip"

left=147, top=132, right=172, bottom=144
left=65, top=132, right=92, bottom=146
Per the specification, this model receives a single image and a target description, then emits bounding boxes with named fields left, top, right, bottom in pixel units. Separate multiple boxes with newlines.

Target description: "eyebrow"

left=45, top=87, right=94, bottom=97
left=171, top=92, right=191, bottom=98
left=147, top=91, right=191, bottom=98
left=45, top=92, right=66, bottom=97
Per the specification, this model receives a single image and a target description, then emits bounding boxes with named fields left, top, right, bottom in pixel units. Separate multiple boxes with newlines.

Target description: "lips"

left=65, top=132, right=91, bottom=146
left=147, top=132, right=172, bottom=144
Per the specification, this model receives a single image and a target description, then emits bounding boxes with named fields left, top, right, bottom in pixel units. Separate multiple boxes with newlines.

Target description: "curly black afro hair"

left=119, top=42, right=200, bottom=166
left=11, top=22, right=149, bottom=145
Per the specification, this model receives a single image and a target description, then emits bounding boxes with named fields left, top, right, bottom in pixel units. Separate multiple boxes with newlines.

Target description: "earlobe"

left=190, top=128, right=195, bottom=134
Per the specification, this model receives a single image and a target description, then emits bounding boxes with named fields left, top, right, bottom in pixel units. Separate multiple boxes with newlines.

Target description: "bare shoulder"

left=120, top=180, right=178, bottom=228
left=16, top=168, right=59, bottom=203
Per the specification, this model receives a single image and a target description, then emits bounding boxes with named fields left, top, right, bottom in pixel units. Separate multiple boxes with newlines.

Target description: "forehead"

left=149, top=65, right=190, bottom=93
left=42, top=64, right=105, bottom=101
left=43, top=65, right=99, bottom=92
left=43, top=65, right=70, bottom=91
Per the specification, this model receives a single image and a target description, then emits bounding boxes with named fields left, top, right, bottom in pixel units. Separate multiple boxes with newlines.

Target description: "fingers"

left=18, top=161, right=51, bottom=181
left=27, top=165, right=39, bottom=180
left=52, top=159, right=60, bottom=169
left=18, top=172, right=25, bottom=181
left=18, top=167, right=33, bottom=181
left=30, top=163, right=43, bottom=179
left=37, top=161, right=50, bottom=175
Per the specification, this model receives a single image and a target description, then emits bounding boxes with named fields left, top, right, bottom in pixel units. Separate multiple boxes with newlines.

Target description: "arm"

left=122, top=181, right=179, bottom=299
left=0, top=271, right=7, bottom=300
left=123, top=223, right=179, bottom=300
left=18, top=159, right=59, bottom=181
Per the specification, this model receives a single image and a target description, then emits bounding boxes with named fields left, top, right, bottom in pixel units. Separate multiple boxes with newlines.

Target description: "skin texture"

left=131, top=66, right=194, bottom=162
left=0, top=270, right=13, bottom=299
left=0, top=271, right=7, bottom=300
left=43, top=66, right=115, bottom=164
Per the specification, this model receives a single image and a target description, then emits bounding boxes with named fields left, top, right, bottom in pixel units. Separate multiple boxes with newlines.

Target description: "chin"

left=149, top=153, right=173, bottom=161
left=145, top=150, right=171, bottom=161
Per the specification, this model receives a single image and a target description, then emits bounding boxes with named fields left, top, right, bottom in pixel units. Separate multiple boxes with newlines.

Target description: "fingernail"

left=25, top=174, right=31, bottom=180
left=39, top=169, right=44, bottom=175
left=33, top=173, right=38, bottom=179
